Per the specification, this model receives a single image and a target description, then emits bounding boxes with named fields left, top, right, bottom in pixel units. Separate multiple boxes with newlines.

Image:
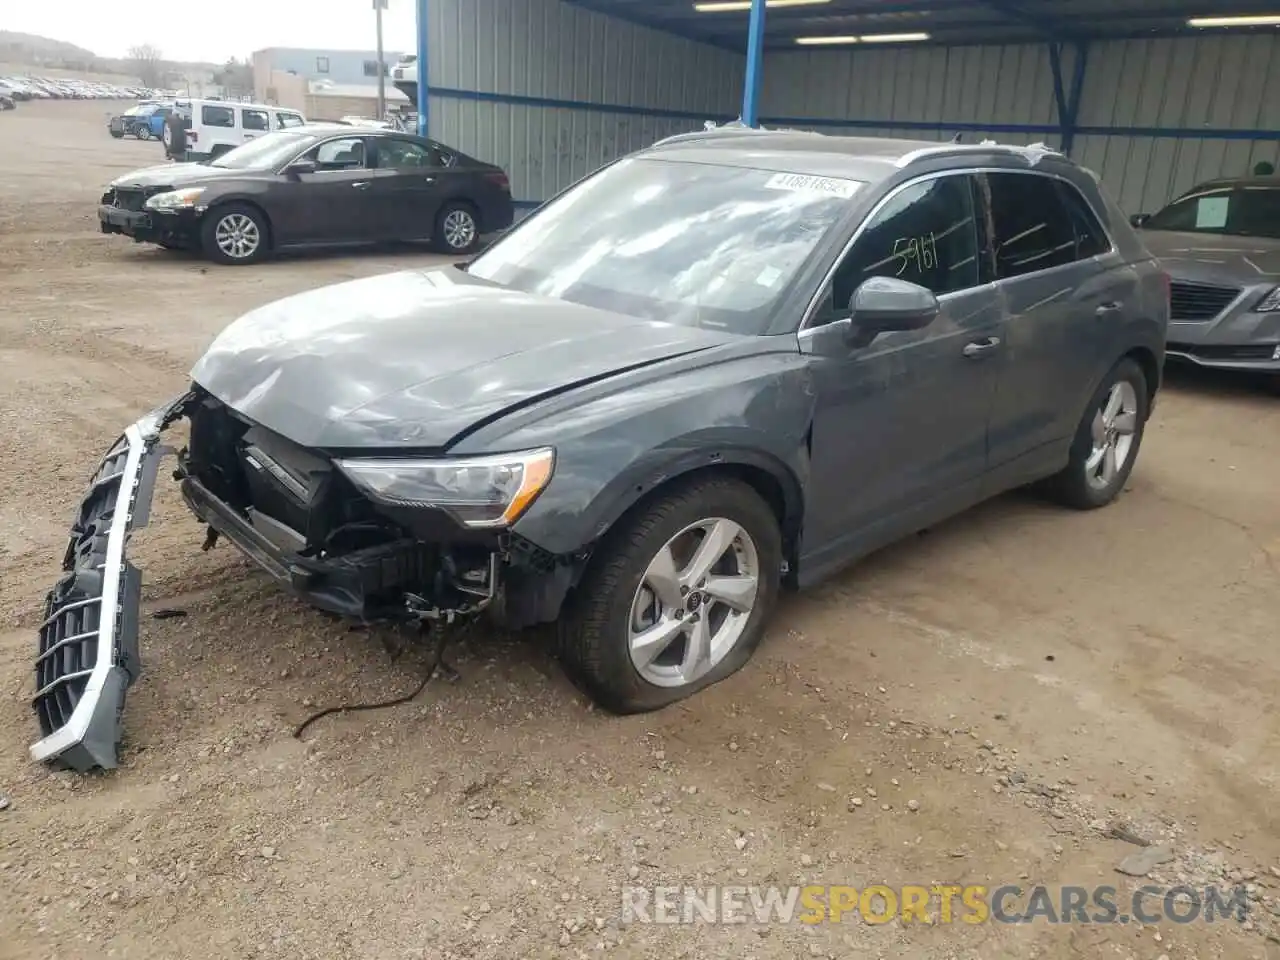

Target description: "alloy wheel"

left=1085, top=380, right=1138, bottom=490
left=442, top=209, right=477, bottom=250
left=627, top=517, right=761, bottom=689
left=214, top=213, right=261, bottom=260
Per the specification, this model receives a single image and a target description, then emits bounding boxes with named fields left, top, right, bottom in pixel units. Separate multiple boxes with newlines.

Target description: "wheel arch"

left=1121, top=344, right=1161, bottom=416
left=583, top=448, right=805, bottom=583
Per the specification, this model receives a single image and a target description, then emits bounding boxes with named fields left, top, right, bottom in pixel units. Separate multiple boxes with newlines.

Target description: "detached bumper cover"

left=30, top=409, right=172, bottom=771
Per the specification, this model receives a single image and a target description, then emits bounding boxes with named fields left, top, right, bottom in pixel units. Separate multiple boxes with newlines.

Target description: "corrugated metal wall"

left=761, top=43, right=1065, bottom=144
left=425, top=0, right=743, bottom=204
left=1073, top=35, right=1280, bottom=215
left=759, top=35, right=1280, bottom=215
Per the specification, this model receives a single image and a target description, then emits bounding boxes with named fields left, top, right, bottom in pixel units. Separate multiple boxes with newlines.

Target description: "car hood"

left=189, top=267, right=735, bottom=449
left=1140, top=230, right=1280, bottom=285
left=110, top=163, right=248, bottom=189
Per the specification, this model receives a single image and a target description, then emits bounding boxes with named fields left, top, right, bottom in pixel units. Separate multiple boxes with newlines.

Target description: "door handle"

left=352, top=181, right=371, bottom=189
left=1095, top=301, right=1123, bottom=317
left=962, top=336, right=1002, bottom=359
left=423, top=176, right=436, bottom=184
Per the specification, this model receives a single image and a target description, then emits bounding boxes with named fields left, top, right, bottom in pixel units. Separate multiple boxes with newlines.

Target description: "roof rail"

left=894, top=140, right=1064, bottom=168
left=650, top=120, right=822, bottom=149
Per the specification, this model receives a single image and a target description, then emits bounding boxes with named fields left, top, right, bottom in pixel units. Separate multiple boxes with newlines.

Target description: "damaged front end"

left=30, top=398, right=185, bottom=771
left=32, top=389, right=577, bottom=770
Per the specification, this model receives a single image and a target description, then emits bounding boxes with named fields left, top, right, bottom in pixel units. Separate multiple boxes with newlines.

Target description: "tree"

left=127, top=43, right=165, bottom=88
left=213, top=57, right=254, bottom=99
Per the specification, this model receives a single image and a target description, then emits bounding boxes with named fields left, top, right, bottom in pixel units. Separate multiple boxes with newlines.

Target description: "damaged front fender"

left=29, top=397, right=186, bottom=771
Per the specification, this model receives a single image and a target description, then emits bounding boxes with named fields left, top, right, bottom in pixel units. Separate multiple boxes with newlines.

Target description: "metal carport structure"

left=408, top=0, right=1280, bottom=215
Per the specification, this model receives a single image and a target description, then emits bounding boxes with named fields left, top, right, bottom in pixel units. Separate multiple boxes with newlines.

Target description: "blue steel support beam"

left=416, top=0, right=429, bottom=138
left=1047, top=40, right=1089, bottom=155
left=741, top=0, right=766, bottom=127
left=1062, top=41, right=1090, bottom=155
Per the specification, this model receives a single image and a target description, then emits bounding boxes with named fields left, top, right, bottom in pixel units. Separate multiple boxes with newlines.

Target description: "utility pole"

left=374, top=0, right=387, bottom=120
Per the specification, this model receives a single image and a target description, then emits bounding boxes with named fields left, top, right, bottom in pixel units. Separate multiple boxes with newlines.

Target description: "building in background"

left=252, top=47, right=403, bottom=118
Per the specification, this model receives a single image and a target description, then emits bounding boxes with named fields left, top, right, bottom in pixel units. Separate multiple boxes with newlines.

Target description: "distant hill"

left=0, top=31, right=219, bottom=86
left=0, top=30, right=99, bottom=69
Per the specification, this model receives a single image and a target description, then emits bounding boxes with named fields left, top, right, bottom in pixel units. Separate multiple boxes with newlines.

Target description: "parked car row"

left=0, top=74, right=144, bottom=100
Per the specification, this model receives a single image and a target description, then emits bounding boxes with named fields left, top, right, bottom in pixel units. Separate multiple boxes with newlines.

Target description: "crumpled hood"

left=190, top=267, right=732, bottom=449
left=111, top=163, right=244, bottom=189
left=1141, top=230, right=1280, bottom=285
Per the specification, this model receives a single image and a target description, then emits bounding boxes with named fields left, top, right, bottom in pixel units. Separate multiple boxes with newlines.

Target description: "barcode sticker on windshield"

left=764, top=173, right=860, bottom=199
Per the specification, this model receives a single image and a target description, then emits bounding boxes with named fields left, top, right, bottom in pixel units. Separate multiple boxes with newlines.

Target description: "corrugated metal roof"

left=565, top=1, right=1280, bottom=49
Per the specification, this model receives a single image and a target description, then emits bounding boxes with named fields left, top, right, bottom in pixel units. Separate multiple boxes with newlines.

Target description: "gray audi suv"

left=32, top=128, right=1168, bottom=770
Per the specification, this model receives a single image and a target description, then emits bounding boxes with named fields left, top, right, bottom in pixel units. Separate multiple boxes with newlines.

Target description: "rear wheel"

left=559, top=478, right=782, bottom=714
left=1044, top=358, right=1148, bottom=509
left=432, top=202, right=480, bottom=254
left=200, top=203, right=269, bottom=265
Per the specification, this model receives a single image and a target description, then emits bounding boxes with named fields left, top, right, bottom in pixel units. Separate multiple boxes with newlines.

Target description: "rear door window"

left=241, top=108, right=270, bottom=132
left=276, top=112, right=305, bottom=129
left=985, top=173, right=1081, bottom=278
left=376, top=138, right=437, bottom=169
left=202, top=104, right=235, bottom=128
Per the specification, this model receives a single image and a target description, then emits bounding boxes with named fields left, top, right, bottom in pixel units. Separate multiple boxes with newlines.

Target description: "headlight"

left=145, top=187, right=205, bottom=210
left=1253, top=287, right=1280, bottom=313
left=335, top=448, right=555, bottom=528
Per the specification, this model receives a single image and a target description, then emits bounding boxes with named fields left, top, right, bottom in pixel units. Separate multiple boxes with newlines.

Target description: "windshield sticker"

left=755, top=266, right=783, bottom=287
left=764, top=173, right=860, bottom=200
left=1195, top=196, right=1229, bottom=229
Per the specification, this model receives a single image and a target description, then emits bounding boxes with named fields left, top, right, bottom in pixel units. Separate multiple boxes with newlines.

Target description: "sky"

left=5, top=0, right=422, bottom=64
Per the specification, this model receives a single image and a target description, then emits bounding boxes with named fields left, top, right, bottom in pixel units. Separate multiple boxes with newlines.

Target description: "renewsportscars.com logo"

left=621, top=884, right=1252, bottom=926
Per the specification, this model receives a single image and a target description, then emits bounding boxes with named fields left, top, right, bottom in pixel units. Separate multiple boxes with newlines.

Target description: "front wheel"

left=431, top=202, right=480, bottom=254
left=1044, top=358, right=1149, bottom=509
left=135, top=126, right=151, bottom=141
left=559, top=478, right=782, bottom=714
left=200, top=203, right=269, bottom=265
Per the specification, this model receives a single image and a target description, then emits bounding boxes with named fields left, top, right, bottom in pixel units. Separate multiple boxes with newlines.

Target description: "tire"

left=558, top=477, right=782, bottom=714
left=1044, top=357, right=1149, bottom=509
left=431, top=201, right=480, bottom=254
left=200, top=203, right=269, bottom=265
left=109, top=127, right=123, bottom=137
left=136, top=126, right=152, bottom=141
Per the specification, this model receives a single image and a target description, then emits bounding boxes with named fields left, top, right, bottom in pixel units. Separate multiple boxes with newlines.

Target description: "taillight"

left=1160, top=271, right=1171, bottom=306
left=485, top=171, right=510, bottom=192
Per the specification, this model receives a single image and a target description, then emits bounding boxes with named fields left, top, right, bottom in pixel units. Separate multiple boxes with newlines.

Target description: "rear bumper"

left=99, top=204, right=200, bottom=247
left=29, top=407, right=175, bottom=770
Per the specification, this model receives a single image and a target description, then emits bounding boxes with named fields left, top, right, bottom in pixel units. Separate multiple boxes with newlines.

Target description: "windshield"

left=123, top=104, right=153, bottom=116
left=466, top=157, right=863, bottom=334
left=1144, top=185, right=1280, bottom=239
left=210, top=130, right=318, bottom=170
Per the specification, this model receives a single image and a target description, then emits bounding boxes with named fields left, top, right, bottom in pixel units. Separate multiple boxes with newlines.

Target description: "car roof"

left=1183, top=176, right=1280, bottom=192
left=639, top=126, right=1072, bottom=183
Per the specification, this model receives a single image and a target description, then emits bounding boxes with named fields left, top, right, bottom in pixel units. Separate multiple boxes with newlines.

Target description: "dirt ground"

left=2, top=100, right=1279, bottom=960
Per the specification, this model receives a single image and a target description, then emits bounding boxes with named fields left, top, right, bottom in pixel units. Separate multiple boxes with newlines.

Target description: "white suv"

left=175, top=100, right=307, bottom=162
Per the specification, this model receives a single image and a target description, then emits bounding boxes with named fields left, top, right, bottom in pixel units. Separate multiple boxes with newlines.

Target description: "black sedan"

left=97, top=126, right=515, bottom=264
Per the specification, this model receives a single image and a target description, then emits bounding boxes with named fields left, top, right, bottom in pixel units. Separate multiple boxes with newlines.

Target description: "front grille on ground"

left=31, top=421, right=159, bottom=771
left=1167, top=342, right=1278, bottom=362
left=1169, top=280, right=1240, bottom=322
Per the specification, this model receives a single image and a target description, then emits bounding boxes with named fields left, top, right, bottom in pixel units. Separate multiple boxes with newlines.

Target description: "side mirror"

left=286, top=159, right=317, bottom=178
left=1130, top=213, right=1149, bottom=228
left=844, top=276, right=939, bottom=347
